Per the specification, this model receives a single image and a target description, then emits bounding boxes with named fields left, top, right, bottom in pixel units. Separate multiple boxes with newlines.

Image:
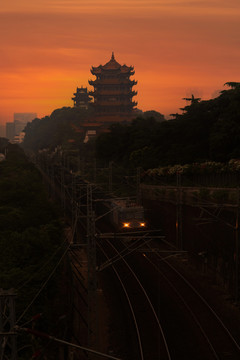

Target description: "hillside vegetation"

left=0, top=144, right=68, bottom=359
left=22, top=82, right=240, bottom=170
left=95, top=82, right=240, bottom=168
left=23, top=107, right=94, bottom=151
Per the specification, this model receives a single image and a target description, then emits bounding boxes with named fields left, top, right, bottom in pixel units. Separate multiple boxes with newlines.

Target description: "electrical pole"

left=51, top=165, right=55, bottom=199
left=0, top=289, right=17, bottom=360
left=176, top=173, right=183, bottom=249
left=61, top=166, right=66, bottom=213
left=71, top=173, right=76, bottom=242
left=109, top=162, right=113, bottom=193
left=86, top=184, right=97, bottom=349
left=235, top=187, right=239, bottom=302
left=94, top=158, right=97, bottom=183
left=136, top=167, right=141, bottom=205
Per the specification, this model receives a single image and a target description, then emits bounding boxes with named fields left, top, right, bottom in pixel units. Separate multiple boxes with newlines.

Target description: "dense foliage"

left=22, top=83, right=240, bottom=170
left=23, top=106, right=94, bottom=152
left=0, top=137, right=8, bottom=152
left=0, top=144, right=68, bottom=359
left=95, top=83, right=240, bottom=168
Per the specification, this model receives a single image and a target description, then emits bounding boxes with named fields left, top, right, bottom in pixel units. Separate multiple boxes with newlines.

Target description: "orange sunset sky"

left=1, top=0, right=240, bottom=125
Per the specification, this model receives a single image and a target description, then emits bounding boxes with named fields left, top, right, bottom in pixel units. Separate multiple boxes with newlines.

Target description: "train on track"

left=37, top=155, right=146, bottom=233
left=96, top=197, right=146, bottom=232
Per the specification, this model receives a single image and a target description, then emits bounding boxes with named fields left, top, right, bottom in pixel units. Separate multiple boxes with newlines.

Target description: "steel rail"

left=98, top=235, right=153, bottom=271
left=105, top=239, right=172, bottom=360
left=143, top=252, right=220, bottom=359
left=143, top=241, right=240, bottom=355
left=159, top=251, right=240, bottom=352
left=97, top=242, right=144, bottom=360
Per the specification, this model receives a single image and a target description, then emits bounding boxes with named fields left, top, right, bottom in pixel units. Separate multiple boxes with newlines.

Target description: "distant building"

left=14, top=120, right=26, bottom=136
left=6, top=122, right=15, bottom=140
left=14, top=113, right=37, bottom=123
left=72, top=86, right=92, bottom=109
left=14, top=112, right=37, bottom=135
left=6, top=112, right=37, bottom=140
left=11, top=132, right=25, bottom=144
left=88, top=52, right=138, bottom=124
left=0, top=124, right=6, bottom=138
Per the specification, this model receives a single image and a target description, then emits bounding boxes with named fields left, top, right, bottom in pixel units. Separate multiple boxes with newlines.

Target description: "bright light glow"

left=140, top=222, right=146, bottom=227
left=123, top=222, right=130, bottom=228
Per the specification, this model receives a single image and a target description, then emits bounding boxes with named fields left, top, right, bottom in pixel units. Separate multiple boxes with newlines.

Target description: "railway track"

left=113, top=236, right=240, bottom=359
left=140, top=243, right=240, bottom=359
left=35, top=160, right=240, bottom=358
left=97, top=238, right=172, bottom=360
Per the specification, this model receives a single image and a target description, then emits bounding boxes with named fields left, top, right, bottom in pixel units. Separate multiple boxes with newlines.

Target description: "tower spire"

left=111, top=52, right=115, bottom=60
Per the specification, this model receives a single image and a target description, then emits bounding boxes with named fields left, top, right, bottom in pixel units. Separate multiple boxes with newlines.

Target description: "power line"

left=16, top=327, right=122, bottom=360
left=16, top=240, right=68, bottom=291
left=16, top=245, right=70, bottom=325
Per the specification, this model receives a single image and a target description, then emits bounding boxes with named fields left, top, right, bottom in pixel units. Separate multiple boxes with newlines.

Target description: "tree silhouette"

left=182, top=94, right=201, bottom=104
left=224, top=82, right=240, bottom=89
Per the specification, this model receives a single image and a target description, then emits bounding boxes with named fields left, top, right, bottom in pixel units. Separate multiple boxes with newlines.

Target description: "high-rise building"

left=13, top=113, right=37, bottom=135
left=14, top=113, right=37, bottom=123
left=72, top=86, right=92, bottom=109
left=88, top=53, right=137, bottom=123
left=6, top=122, right=15, bottom=140
left=0, top=124, right=6, bottom=138
left=6, top=113, right=37, bottom=140
left=14, top=120, right=26, bottom=136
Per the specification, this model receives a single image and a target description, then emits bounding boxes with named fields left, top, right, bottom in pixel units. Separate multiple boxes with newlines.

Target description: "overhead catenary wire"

left=17, top=239, right=69, bottom=290
left=16, top=327, right=122, bottom=360
left=16, top=244, right=70, bottom=325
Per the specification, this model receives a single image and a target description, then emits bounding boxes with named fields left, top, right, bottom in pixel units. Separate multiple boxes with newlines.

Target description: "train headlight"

left=140, top=222, right=146, bottom=227
left=123, top=222, right=130, bottom=228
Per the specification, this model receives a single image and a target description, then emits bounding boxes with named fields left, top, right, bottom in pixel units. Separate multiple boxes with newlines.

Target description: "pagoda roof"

left=91, top=52, right=133, bottom=74
left=102, top=52, right=121, bottom=69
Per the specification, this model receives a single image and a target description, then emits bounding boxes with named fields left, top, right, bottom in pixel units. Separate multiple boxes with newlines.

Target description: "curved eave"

left=130, top=80, right=138, bottom=86
left=91, top=101, right=138, bottom=107
left=122, top=64, right=134, bottom=70
left=131, top=91, right=137, bottom=97
left=89, top=79, right=137, bottom=86
left=91, top=67, right=103, bottom=75
left=89, top=90, right=137, bottom=96
left=91, top=66, right=135, bottom=75
left=89, top=79, right=96, bottom=86
left=121, top=70, right=135, bottom=76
